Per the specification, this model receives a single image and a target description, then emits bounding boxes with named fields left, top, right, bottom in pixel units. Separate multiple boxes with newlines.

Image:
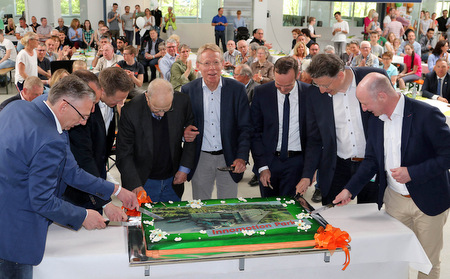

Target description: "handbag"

left=163, top=26, right=167, bottom=33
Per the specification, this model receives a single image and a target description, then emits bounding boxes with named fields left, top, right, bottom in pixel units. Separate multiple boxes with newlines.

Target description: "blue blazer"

left=181, top=77, right=252, bottom=182
left=302, top=67, right=388, bottom=197
left=0, top=100, right=114, bottom=265
left=346, top=97, right=450, bottom=216
left=250, top=80, right=308, bottom=169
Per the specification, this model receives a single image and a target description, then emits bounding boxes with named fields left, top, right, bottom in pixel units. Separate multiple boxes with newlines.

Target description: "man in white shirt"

left=15, top=17, right=33, bottom=52
left=93, top=44, right=124, bottom=73
left=0, top=30, right=17, bottom=69
left=331, top=12, right=349, bottom=57
left=335, top=72, right=450, bottom=279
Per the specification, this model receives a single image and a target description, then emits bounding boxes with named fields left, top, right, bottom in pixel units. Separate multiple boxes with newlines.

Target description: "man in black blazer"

left=0, top=77, right=43, bottom=112
left=139, top=28, right=164, bottom=82
left=251, top=57, right=307, bottom=197
left=116, top=79, right=196, bottom=201
left=421, top=58, right=450, bottom=103
left=64, top=68, right=134, bottom=214
left=296, top=54, right=387, bottom=205
left=183, top=43, right=252, bottom=200
left=335, top=73, right=450, bottom=279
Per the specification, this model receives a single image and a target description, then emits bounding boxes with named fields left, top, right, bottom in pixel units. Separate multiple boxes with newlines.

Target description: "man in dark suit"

left=0, top=75, right=137, bottom=278
left=116, top=79, right=195, bottom=201
left=64, top=68, right=134, bottom=216
left=0, top=77, right=43, bottom=112
left=234, top=63, right=256, bottom=103
left=421, top=58, right=450, bottom=103
left=296, top=54, right=386, bottom=205
left=182, top=43, right=252, bottom=200
left=335, top=73, right=450, bottom=279
left=251, top=57, right=308, bottom=197
left=139, top=28, right=164, bottom=82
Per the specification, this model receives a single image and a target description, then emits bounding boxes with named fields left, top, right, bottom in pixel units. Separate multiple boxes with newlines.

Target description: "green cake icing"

left=141, top=196, right=323, bottom=259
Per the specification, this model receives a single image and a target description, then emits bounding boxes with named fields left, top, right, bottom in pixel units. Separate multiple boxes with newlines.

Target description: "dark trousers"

left=215, top=30, right=226, bottom=53
left=0, top=258, right=33, bottom=279
left=259, top=154, right=303, bottom=198
left=321, top=156, right=379, bottom=205
left=135, top=31, right=141, bottom=46
left=124, top=30, right=134, bottom=45
left=110, top=29, right=119, bottom=41
left=140, top=57, right=160, bottom=82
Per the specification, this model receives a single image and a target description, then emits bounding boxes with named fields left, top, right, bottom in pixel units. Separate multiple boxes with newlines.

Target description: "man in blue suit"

left=0, top=75, right=138, bottom=278
left=296, top=54, right=386, bottom=205
left=182, top=43, right=251, bottom=200
left=334, top=73, right=450, bottom=279
left=251, top=56, right=307, bottom=197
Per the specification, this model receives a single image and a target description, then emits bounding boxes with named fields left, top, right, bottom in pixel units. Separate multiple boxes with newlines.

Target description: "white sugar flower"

left=242, top=230, right=255, bottom=236
left=259, top=231, right=266, bottom=235
left=238, top=197, right=247, bottom=202
left=150, top=229, right=168, bottom=243
left=199, top=230, right=207, bottom=234
left=285, top=200, right=295, bottom=204
left=168, top=201, right=174, bottom=204
left=143, top=220, right=154, bottom=226
left=276, top=198, right=281, bottom=201
left=220, top=200, right=226, bottom=204
left=187, top=199, right=204, bottom=208
left=174, top=237, right=182, bottom=242
left=144, top=203, right=152, bottom=208
left=282, top=203, right=287, bottom=207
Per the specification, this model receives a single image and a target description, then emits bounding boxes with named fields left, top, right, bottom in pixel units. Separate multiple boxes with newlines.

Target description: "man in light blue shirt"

left=399, top=29, right=421, bottom=57
left=158, top=39, right=178, bottom=81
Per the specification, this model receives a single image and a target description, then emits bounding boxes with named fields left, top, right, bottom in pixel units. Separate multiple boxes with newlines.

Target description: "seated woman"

left=384, top=32, right=396, bottom=54
left=49, top=68, right=69, bottom=87
left=398, top=43, right=422, bottom=90
left=381, top=52, right=398, bottom=87
left=427, top=40, right=449, bottom=72
left=116, top=45, right=144, bottom=87
left=4, top=18, right=16, bottom=35
left=82, top=20, right=95, bottom=49
left=68, top=18, right=83, bottom=49
left=291, top=41, right=307, bottom=78
left=251, top=46, right=274, bottom=84
left=170, top=44, right=197, bottom=91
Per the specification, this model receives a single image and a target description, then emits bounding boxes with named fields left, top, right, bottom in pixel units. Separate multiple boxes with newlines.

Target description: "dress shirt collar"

left=277, top=80, right=298, bottom=96
left=379, top=93, right=404, bottom=122
left=43, top=100, right=63, bottom=134
left=202, top=76, right=223, bottom=92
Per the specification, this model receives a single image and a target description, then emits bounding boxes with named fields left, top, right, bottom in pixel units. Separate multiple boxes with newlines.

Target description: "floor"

left=0, top=80, right=449, bottom=278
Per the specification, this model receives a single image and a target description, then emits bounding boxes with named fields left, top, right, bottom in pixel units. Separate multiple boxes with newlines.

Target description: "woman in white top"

left=420, top=11, right=434, bottom=38
left=15, top=32, right=39, bottom=91
left=143, top=8, right=155, bottom=31
left=331, top=12, right=349, bottom=57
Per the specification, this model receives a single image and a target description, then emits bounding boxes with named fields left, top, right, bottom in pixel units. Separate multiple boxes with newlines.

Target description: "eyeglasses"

left=63, top=99, right=86, bottom=121
left=198, top=61, right=221, bottom=67
left=312, top=76, right=338, bottom=90
left=145, top=92, right=173, bottom=113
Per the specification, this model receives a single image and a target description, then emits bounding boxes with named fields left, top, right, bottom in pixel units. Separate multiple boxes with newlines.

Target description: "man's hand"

left=231, top=158, right=246, bottom=173
left=259, top=169, right=271, bottom=187
left=116, top=186, right=139, bottom=210
left=295, top=178, right=311, bottom=195
left=437, top=96, right=449, bottom=103
left=391, top=167, right=411, bottom=184
left=333, top=189, right=352, bottom=206
left=103, top=203, right=127, bottom=222
left=132, top=186, right=145, bottom=196
left=82, top=209, right=106, bottom=230
left=173, top=171, right=188, bottom=184
left=184, top=125, right=199, bottom=142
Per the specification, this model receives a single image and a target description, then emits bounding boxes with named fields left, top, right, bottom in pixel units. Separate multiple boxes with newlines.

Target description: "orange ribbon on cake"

left=314, top=224, right=351, bottom=270
left=124, top=190, right=152, bottom=216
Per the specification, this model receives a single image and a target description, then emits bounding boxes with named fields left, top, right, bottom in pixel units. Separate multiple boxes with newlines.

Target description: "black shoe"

left=248, top=174, right=259, bottom=187
left=311, top=189, right=322, bottom=203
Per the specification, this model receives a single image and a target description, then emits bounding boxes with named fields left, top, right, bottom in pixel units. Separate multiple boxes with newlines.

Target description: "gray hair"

left=147, top=78, right=174, bottom=98
left=236, top=64, right=253, bottom=78
left=48, top=75, right=95, bottom=105
left=23, top=76, right=44, bottom=91
left=249, top=42, right=259, bottom=51
left=306, top=54, right=345, bottom=79
left=324, top=45, right=335, bottom=54
left=165, top=38, right=177, bottom=47
left=257, top=46, right=270, bottom=58
left=360, top=41, right=371, bottom=48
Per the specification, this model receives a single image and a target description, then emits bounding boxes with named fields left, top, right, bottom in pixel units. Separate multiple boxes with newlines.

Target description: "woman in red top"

left=398, top=43, right=422, bottom=90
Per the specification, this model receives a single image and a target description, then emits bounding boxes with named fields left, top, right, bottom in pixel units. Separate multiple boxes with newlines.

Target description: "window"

left=15, top=0, right=25, bottom=16
left=283, top=0, right=300, bottom=15
left=61, top=0, right=80, bottom=16
left=159, top=0, right=201, bottom=18
left=333, top=2, right=377, bottom=18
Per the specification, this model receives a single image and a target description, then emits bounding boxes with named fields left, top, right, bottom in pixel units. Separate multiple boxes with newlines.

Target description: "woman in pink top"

left=398, top=43, right=422, bottom=90
left=364, top=9, right=376, bottom=40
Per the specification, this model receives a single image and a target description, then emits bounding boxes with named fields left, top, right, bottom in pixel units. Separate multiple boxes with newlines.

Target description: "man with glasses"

left=251, top=57, right=308, bottom=198
left=36, top=43, right=51, bottom=84
left=0, top=76, right=43, bottom=111
left=0, top=75, right=138, bottom=278
left=158, top=38, right=178, bottom=81
left=65, top=68, right=134, bottom=215
left=117, top=79, right=196, bottom=202
left=182, top=43, right=251, bottom=200
left=296, top=54, right=387, bottom=205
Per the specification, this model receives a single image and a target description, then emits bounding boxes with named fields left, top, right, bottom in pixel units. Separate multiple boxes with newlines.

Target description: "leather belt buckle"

left=350, top=157, right=364, bottom=162
left=203, top=150, right=223, bottom=155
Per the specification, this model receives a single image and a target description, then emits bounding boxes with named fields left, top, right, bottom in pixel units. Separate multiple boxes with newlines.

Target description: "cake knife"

left=310, top=203, right=338, bottom=215
left=138, top=207, right=164, bottom=220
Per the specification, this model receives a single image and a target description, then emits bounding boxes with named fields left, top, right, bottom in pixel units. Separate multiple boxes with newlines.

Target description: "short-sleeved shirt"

left=385, top=21, right=404, bottom=39
left=121, top=13, right=134, bottom=31
left=116, top=60, right=145, bottom=78
left=332, top=21, right=349, bottom=42
left=212, top=15, right=227, bottom=32
left=385, top=63, right=399, bottom=79
left=15, top=25, right=33, bottom=37
left=152, top=9, right=163, bottom=27
left=108, top=11, right=120, bottom=31
left=15, top=49, right=38, bottom=84
left=0, top=38, right=17, bottom=61
left=36, top=25, right=52, bottom=38
left=404, top=53, right=422, bottom=77
left=37, top=57, right=51, bottom=80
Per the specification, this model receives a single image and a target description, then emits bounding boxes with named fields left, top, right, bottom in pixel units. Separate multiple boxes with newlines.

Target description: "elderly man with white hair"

left=93, top=44, right=124, bottom=73
left=224, top=40, right=240, bottom=69
left=352, top=41, right=380, bottom=68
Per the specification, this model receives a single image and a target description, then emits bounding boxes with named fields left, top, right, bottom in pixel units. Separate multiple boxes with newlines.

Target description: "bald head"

left=146, top=79, right=174, bottom=117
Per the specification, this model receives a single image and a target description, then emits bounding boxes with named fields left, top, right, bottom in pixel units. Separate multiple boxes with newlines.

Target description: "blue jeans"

left=0, top=59, right=15, bottom=69
left=0, top=258, right=33, bottom=279
left=143, top=177, right=180, bottom=203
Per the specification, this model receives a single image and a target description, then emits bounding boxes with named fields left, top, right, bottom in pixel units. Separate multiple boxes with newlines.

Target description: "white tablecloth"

left=34, top=204, right=431, bottom=279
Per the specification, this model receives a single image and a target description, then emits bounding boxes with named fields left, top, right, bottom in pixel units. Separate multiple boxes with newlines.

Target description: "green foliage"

left=159, top=0, right=199, bottom=17
left=61, top=0, right=80, bottom=15
left=16, top=0, right=25, bottom=15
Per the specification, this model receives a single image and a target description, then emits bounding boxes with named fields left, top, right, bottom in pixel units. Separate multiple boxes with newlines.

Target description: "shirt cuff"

left=178, top=166, right=190, bottom=174
left=432, top=95, right=439, bottom=100
left=258, top=166, right=269, bottom=173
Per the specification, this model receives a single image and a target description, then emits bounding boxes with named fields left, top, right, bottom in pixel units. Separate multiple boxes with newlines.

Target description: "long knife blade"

left=310, top=203, right=337, bottom=215
left=138, top=207, right=164, bottom=220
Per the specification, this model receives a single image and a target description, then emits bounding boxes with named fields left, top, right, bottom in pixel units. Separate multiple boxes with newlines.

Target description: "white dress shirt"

left=333, top=71, right=366, bottom=159
left=379, top=94, right=409, bottom=195
left=201, top=78, right=223, bottom=152
left=98, top=101, right=113, bottom=134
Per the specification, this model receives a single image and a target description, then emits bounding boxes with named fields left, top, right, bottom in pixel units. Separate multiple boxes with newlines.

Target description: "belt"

left=350, top=157, right=364, bottom=162
left=401, top=194, right=411, bottom=198
left=202, top=150, right=223, bottom=155
left=274, top=151, right=302, bottom=158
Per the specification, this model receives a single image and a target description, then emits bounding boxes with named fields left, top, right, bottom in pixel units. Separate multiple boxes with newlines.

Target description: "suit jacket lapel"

left=401, top=98, right=413, bottom=161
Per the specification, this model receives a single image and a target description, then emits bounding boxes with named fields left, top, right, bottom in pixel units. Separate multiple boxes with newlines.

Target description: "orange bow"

left=314, top=224, right=351, bottom=270
left=124, top=190, right=152, bottom=216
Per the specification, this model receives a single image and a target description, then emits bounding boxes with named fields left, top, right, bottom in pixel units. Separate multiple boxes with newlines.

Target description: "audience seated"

left=116, top=45, right=144, bottom=87
left=369, top=31, right=383, bottom=57
left=139, top=29, right=164, bottom=82
left=0, top=76, right=43, bottom=111
left=68, top=19, right=83, bottom=49
left=45, top=38, right=58, bottom=62
left=236, top=40, right=250, bottom=65
left=48, top=68, right=69, bottom=87
left=93, top=43, right=123, bottom=73
left=15, top=17, right=33, bottom=52
left=82, top=20, right=95, bottom=49
left=250, top=28, right=272, bottom=49
left=324, top=45, right=335, bottom=54
left=0, top=30, right=17, bottom=70
left=380, top=52, right=398, bottom=86
left=250, top=46, right=274, bottom=84
left=36, top=17, right=52, bottom=42
left=116, top=36, right=128, bottom=56
left=234, top=63, right=255, bottom=103
left=419, top=28, right=436, bottom=62
left=5, top=18, right=16, bottom=35
left=36, top=43, right=51, bottom=85
left=158, top=38, right=178, bottom=81
left=30, top=16, right=40, bottom=33
left=72, top=60, right=87, bottom=72
left=55, top=18, right=69, bottom=36
left=422, top=58, right=450, bottom=103
left=398, top=43, right=422, bottom=90
left=223, top=40, right=240, bottom=69
left=399, top=29, right=421, bottom=57
left=352, top=41, right=380, bottom=68
left=170, top=44, right=196, bottom=91
left=427, top=40, right=449, bottom=72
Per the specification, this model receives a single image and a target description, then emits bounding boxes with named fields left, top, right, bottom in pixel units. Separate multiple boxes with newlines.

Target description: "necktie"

left=437, top=78, right=442, bottom=96
left=280, top=93, right=290, bottom=161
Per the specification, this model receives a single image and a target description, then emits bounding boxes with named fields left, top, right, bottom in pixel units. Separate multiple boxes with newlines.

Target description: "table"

left=71, top=50, right=96, bottom=69
left=34, top=204, right=431, bottom=279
